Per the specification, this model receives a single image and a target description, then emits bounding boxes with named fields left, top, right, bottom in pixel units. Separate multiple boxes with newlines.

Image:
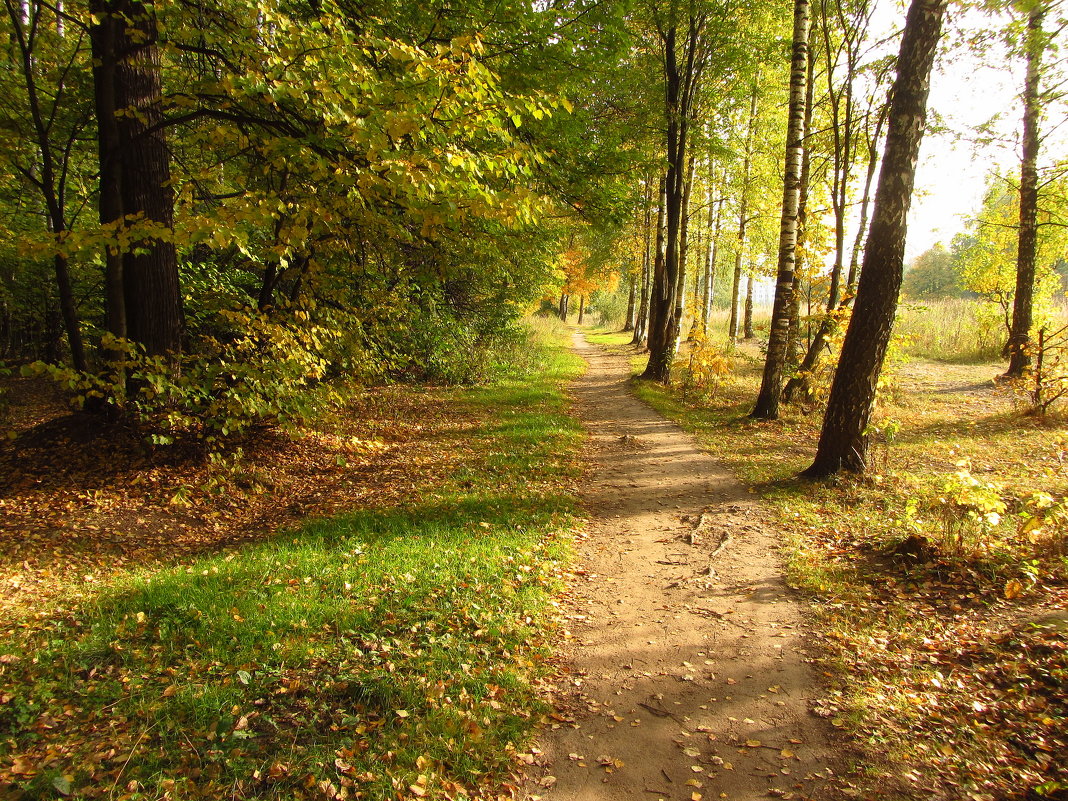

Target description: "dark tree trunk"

left=752, top=0, right=810, bottom=419
left=803, top=0, right=947, bottom=478
left=674, top=151, right=696, bottom=330
left=642, top=12, right=708, bottom=384
left=729, top=86, right=759, bottom=343
left=578, top=295, right=586, bottom=325
left=701, top=182, right=724, bottom=337
left=633, top=177, right=655, bottom=346
left=624, top=272, right=637, bottom=332
left=90, top=0, right=181, bottom=359
left=558, top=292, right=569, bottom=322
left=1005, top=4, right=1045, bottom=378
left=644, top=175, right=669, bottom=361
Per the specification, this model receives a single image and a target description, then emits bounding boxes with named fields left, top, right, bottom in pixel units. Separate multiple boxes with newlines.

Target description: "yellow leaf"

left=1004, top=579, right=1024, bottom=599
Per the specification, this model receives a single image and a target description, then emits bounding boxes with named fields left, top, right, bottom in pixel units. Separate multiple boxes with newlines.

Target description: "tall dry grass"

left=895, top=298, right=1005, bottom=363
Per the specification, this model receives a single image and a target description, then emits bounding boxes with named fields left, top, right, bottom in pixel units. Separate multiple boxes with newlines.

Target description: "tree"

left=90, top=0, right=183, bottom=359
left=803, top=0, right=948, bottom=478
left=640, top=7, right=711, bottom=382
left=901, top=243, right=965, bottom=298
left=1005, top=0, right=1058, bottom=376
left=751, top=0, right=810, bottom=420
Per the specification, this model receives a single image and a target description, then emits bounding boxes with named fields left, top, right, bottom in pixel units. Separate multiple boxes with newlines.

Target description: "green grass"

left=583, top=328, right=633, bottom=347
left=0, top=327, right=584, bottom=801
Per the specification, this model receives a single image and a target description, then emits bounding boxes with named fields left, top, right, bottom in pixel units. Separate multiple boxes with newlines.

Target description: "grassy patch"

left=625, top=338, right=1068, bottom=800
left=0, top=325, right=584, bottom=801
left=582, top=329, right=633, bottom=348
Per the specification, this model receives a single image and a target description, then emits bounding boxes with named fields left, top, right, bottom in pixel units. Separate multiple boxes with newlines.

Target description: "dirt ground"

left=526, top=332, right=840, bottom=801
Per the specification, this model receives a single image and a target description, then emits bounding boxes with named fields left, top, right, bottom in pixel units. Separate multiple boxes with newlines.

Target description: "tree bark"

left=642, top=12, right=708, bottom=383
left=624, top=271, right=637, bottom=332
left=728, top=85, right=758, bottom=344
left=803, top=0, right=947, bottom=478
left=1005, top=3, right=1045, bottom=378
left=90, top=0, right=182, bottom=360
left=674, top=150, right=696, bottom=334
left=784, top=20, right=891, bottom=405
left=644, top=174, right=669, bottom=368
left=578, top=295, right=586, bottom=325
left=633, top=176, right=655, bottom=346
left=701, top=181, right=724, bottom=337
left=6, top=0, right=88, bottom=371
left=751, top=0, right=810, bottom=419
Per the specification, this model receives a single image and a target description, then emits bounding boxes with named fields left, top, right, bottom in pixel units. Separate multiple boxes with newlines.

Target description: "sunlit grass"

left=0, top=323, right=584, bottom=801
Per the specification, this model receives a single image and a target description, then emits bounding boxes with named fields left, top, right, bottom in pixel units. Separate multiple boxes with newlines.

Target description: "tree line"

left=3, top=0, right=1066, bottom=471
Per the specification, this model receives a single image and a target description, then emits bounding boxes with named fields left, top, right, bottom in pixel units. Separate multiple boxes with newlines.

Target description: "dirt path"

left=526, top=332, right=839, bottom=801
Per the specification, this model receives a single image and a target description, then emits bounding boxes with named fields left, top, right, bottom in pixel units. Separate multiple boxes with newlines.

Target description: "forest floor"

left=0, top=335, right=586, bottom=801
left=526, top=332, right=841, bottom=801
left=604, top=331, right=1068, bottom=801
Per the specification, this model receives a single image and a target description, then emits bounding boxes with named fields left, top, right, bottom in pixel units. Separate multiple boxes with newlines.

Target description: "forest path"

left=526, top=331, right=839, bottom=801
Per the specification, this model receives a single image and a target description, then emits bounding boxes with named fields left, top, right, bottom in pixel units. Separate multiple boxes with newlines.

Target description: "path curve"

left=527, top=332, right=838, bottom=801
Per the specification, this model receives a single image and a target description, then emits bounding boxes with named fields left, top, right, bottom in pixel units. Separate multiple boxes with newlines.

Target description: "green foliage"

left=902, top=244, right=967, bottom=299
left=26, top=300, right=348, bottom=446
left=952, top=174, right=1067, bottom=340
left=937, top=462, right=1008, bottom=556
left=0, top=334, right=583, bottom=800
left=587, top=286, right=629, bottom=329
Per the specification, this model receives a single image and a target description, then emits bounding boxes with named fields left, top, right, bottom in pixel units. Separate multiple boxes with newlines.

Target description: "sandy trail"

left=526, top=332, right=838, bottom=801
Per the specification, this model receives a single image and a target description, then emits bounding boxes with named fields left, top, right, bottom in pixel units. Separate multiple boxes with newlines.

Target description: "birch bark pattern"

left=751, top=0, right=810, bottom=419
left=803, top=0, right=947, bottom=477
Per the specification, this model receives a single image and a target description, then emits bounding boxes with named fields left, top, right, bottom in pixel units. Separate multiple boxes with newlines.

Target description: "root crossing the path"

left=527, top=332, right=839, bottom=801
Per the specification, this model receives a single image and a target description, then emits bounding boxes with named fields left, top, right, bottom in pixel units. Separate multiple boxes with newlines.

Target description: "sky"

left=904, top=5, right=1026, bottom=261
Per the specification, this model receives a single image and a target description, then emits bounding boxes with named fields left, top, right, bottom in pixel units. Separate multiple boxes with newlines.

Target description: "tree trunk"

left=643, top=174, right=670, bottom=372
left=743, top=274, right=755, bottom=339
left=578, top=295, right=586, bottom=325
left=1005, top=3, right=1045, bottom=378
left=6, top=0, right=87, bottom=371
left=674, top=150, right=696, bottom=332
left=787, top=21, right=817, bottom=374
left=784, top=23, right=891, bottom=405
left=751, top=0, right=810, bottom=419
left=624, top=271, right=637, bottom=332
left=803, top=0, right=947, bottom=478
left=728, top=86, right=758, bottom=344
left=90, top=0, right=182, bottom=360
left=558, top=292, right=569, bottom=322
left=633, top=177, right=655, bottom=346
left=701, top=182, right=724, bottom=337
left=642, top=42, right=687, bottom=382
left=642, top=14, right=707, bottom=383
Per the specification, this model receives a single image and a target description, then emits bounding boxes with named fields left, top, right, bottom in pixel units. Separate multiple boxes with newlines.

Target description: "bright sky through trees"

left=907, top=3, right=1066, bottom=259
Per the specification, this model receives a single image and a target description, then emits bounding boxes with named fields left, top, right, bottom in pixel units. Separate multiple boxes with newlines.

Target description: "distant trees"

left=901, top=244, right=966, bottom=299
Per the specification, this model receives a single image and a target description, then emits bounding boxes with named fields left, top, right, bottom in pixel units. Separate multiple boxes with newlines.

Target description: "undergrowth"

left=0, top=321, right=584, bottom=801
